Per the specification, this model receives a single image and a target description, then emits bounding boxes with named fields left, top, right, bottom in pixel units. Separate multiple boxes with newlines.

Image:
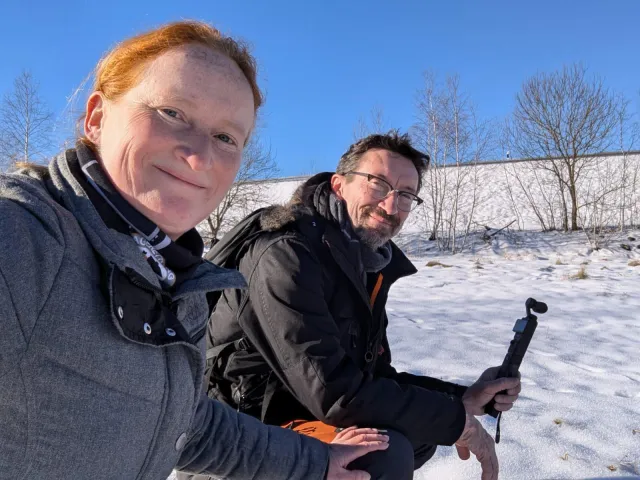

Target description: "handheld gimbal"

left=485, top=298, right=547, bottom=442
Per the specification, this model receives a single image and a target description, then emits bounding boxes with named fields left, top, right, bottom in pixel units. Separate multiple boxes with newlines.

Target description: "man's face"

left=331, top=149, right=420, bottom=249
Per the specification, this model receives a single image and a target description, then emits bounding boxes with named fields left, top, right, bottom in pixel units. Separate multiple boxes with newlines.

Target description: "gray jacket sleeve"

left=176, top=393, right=329, bottom=479
left=0, top=188, right=65, bottom=345
left=0, top=258, right=25, bottom=356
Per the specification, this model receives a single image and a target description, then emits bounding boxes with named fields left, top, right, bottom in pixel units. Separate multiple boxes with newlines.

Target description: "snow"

left=170, top=228, right=640, bottom=479
left=392, top=228, right=640, bottom=479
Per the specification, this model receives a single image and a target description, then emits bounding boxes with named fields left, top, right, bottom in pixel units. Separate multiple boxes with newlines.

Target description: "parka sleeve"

left=375, top=332, right=468, bottom=397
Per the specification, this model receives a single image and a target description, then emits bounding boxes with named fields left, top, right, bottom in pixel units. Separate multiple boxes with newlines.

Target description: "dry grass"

left=472, top=258, right=484, bottom=269
left=555, top=258, right=566, bottom=265
left=426, top=261, right=452, bottom=268
left=628, top=260, right=640, bottom=267
left=569, top=266, right=589, bottom=280
left=560, top=453, right=569, bottom=461
left=553, top=418, right=564, bottom=425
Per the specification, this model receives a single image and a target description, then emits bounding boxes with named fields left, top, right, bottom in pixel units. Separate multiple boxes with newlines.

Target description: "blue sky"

left=2, top=0, right=639, bottom=176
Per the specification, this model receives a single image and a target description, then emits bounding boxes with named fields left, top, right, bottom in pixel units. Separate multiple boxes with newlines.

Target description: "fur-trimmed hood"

left=259, top=172, right=334, bottom=232
left=207, top=170, right=417, bottom=282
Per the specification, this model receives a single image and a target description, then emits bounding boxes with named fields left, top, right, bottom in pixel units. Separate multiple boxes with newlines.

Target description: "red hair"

left=95, top=20, right=261, bottom=108
left=81, top=20, right=262, bottom=147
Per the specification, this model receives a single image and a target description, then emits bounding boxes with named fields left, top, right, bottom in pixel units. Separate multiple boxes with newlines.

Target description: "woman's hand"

left=327, top=427, right=389, bottom=480
left=331, top=426, right=389, bottom=447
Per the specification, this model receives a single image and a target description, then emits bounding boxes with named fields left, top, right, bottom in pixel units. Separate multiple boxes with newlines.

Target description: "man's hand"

left=462, top=366, right=521, bottom=416
left=455, top=413, right=498, bottom=480
left=327, top=438, right=389, bottom=480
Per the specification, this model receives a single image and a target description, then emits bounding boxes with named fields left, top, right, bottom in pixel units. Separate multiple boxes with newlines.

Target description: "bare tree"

left=576, top=97, right=640, bottom=242
left=353, top=105, right=388, bottom=140
left=500, top=120, right=564, bottom=231
left=0, top=137, right=17, bottom=173
left=0, top=71, right=54, bottom=170
left=198, top=133, right=279, bottom=247
left=507, top=64, right=625, bottom=231
left=614, top=97, right=640, bottom=230
left=413, top=72, right=447, bottom=241
left=578, top=156, right=625, bottom=250
left=412, top=72, right=496, bottom=253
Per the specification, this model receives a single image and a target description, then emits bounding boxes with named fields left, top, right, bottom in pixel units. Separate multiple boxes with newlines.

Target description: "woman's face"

left=84, top=45, right=255, bottom=239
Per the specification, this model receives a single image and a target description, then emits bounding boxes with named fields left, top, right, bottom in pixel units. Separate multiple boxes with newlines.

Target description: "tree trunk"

left=558, top=178, right=569, bottom=231
left=570, top=183, right=579, bottom=231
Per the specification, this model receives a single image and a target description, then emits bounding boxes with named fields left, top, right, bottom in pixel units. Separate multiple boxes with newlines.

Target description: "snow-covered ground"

left=390, top=228, right=640, bottom=479
left=178, top=157, right=640, bottom=479
left=170, top=228, right=639, bottom=480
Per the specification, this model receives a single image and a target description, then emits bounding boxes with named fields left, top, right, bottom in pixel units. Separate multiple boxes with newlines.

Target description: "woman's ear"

left=84, top=92, right=105, bottom=146
left=330, top=173, right=345, bottom=201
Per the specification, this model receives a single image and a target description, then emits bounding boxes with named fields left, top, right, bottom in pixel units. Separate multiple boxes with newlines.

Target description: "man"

left=203, top=131, right=521, bottom=479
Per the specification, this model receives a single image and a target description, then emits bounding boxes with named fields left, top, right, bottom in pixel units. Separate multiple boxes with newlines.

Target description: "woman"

left=0, top=21, right=387, bottom=480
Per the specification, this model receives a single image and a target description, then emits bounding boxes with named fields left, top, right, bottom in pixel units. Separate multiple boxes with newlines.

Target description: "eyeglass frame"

left=344, top=171, right=424, bottom=212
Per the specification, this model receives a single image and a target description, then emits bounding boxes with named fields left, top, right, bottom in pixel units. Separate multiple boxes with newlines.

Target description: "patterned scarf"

left=71, top=143, right=204, bottom=289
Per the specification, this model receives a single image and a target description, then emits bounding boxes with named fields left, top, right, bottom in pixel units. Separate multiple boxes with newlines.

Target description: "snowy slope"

left=210, top=153, right=640, bottom=241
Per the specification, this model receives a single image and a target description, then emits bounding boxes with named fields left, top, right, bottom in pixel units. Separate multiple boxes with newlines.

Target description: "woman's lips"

left=155, top=166, right=206, bottom=189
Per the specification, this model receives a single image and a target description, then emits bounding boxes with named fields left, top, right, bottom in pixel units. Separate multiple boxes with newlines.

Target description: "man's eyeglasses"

left=345, top=171, right=423, bottom=212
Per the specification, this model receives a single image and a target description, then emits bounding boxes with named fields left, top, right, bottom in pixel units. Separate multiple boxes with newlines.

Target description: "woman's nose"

left=178, top=133, right=213, bottom=171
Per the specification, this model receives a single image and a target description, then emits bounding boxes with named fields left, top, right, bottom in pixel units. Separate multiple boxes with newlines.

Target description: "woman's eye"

left=161, top=108, right=180, bottom=119
left=216, top=134, right=236, bottom=145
